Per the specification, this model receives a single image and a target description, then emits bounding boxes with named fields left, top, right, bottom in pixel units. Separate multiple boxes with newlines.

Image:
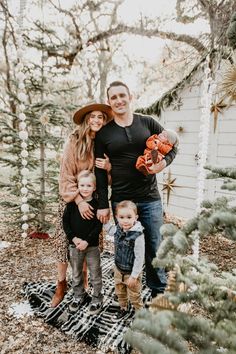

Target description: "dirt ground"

left=1, top=196, right=236, bottom=354
left=0, top=189, right=105, bottom=354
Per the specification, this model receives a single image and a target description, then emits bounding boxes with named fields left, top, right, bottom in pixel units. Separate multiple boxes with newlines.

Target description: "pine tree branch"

left=206, top=165, right=236, bottom=180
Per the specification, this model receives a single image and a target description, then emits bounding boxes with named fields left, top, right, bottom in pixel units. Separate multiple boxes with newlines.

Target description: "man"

left=95, top=81, right=177, bottom=297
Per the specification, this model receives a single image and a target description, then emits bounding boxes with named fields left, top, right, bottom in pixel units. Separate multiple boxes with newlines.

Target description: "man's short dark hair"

left=106, top=81, right=131, bottom=99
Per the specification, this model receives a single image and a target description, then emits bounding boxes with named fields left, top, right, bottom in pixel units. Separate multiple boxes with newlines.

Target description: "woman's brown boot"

left=51, top=279, right=67, bottom=307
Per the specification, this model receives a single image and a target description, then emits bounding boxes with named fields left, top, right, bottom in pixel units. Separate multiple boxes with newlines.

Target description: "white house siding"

left=156, top=69, right=236, bottom=219
left=210, top=104, right=236, bottom=201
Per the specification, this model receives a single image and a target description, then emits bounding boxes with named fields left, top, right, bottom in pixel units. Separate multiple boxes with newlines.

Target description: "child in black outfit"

left=63, top=170, right=103, bottom=314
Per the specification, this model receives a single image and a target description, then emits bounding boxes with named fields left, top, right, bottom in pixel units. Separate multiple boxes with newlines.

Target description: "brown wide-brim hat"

left=73, top=102, right=113, bottom=125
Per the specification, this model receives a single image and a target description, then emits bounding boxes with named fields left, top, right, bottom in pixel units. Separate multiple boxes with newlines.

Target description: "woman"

left=51, top=102, right=113, bottom=307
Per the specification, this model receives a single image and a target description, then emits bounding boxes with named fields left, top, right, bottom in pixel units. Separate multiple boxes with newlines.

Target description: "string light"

left=192, top=55, right=215, bottom=261
left=16, top=0, right=28, bottom=238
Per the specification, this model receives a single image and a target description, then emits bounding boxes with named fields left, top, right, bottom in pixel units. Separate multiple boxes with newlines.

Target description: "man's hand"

left=76, top=240, right=88, bottom=251
left=97, top=208, right=110, bottom=223
left=148, top=159, right=167, bottom=174
left=78, top=201, right=94, bottom=219
left=127, top=276, right=138, bottom=289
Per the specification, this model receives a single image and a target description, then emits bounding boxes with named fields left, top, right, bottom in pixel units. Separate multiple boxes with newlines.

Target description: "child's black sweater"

left=62, top=198, right=102, bottom=246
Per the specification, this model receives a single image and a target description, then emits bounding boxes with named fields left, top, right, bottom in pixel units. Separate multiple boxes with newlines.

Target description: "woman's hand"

left=78, top=201, right=94, bottom=219
left=95, top=153, right=111, bottom=172
left=97, top=208, right=110, bottom=224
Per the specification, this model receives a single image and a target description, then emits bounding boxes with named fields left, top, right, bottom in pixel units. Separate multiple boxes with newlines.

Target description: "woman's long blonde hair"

left=71, top=111, right=107, bottom=161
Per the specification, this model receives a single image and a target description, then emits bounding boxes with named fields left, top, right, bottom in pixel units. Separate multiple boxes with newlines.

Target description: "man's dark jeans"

left=112, top=199, right=167, bottom=294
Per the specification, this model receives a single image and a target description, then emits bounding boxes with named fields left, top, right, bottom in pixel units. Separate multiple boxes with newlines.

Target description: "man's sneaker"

left=69, top=294, right=87, bottom=313
left=113, top=308, right=129, bottom=321
left=89, top=301, right=103, bottom=315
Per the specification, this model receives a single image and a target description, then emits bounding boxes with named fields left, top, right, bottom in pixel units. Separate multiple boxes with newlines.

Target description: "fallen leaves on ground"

left=1, top=201, right=235, bottom=354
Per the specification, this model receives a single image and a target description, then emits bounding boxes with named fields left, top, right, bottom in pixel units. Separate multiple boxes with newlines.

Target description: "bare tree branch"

left=24, top=22, right=206, bottom=70
left=198, top=0, right=210, bottom=8
left=15, top=0, right=236, bottom=72
left=217, top=0, right=226, bottom=8
left=176, top=0, right=203, bottom=24
left=48, top=0, right=82, bottom=42
left=88, top=24, right=207, bottom=53
left=1, top=1, right=17, bottom=119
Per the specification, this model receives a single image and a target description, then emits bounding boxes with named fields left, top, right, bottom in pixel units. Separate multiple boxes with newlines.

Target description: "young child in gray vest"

left=104, top=200, right=145, bottom=320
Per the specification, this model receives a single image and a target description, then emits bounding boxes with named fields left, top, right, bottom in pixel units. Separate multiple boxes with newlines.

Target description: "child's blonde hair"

left=77, top=170, right=96, bottom=186
left=165, top=129, right=179, bottom=147
left=115, top=200, right=138, bottom=215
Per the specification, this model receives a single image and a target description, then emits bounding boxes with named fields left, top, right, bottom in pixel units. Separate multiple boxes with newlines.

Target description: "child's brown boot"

left=51, top=279, right=67, bottom=307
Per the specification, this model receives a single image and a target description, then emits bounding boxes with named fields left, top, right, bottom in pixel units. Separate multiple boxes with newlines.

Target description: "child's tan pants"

left=114, top=266, right=143, bottom=310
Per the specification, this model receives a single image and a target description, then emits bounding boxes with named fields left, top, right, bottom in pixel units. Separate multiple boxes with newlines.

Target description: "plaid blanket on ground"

left=23, top=252, right=151, bottom=354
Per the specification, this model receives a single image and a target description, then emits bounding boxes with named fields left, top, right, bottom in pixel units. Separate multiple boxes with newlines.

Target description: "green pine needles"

left=125, top=165, right=236, bottom=353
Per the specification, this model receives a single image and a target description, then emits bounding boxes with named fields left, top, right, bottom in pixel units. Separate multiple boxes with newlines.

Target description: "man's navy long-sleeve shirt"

left=95, top=113, right=177, bottom=209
